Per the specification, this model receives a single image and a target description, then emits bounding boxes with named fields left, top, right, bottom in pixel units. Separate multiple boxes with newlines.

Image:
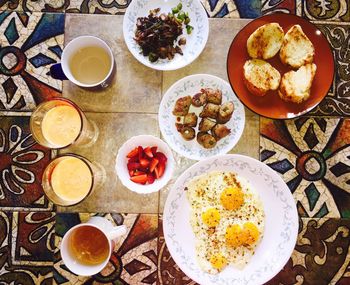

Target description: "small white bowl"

left=116, top=135, right=175, bottom=194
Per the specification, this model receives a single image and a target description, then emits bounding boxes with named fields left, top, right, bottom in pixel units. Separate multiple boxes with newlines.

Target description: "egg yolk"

left=241, top=222, right=259, bottom=246
left=225, top=224, right=242, bottom=247
left=202, top=208, right=220, bottom=227
left=220, top=187, right=244, bottom=211
left=209, top=253, right=228, bottom=270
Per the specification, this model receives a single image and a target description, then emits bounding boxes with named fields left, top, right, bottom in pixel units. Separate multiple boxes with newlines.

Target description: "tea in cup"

left=61, top=216, right=127, bottom=276
left=50, top=35, right=115, bottom=88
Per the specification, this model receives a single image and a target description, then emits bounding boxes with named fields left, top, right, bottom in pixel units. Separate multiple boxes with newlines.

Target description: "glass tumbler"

left=30, top=98, right=98, bottom=149
left=42, top=154, right=105, bottom=206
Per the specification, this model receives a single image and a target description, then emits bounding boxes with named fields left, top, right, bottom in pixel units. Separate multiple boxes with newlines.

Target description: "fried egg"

left=186, top=171, right=265, bottom=274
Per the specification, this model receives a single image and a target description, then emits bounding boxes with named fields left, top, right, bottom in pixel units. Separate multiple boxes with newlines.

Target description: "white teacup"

left=60, top=216, right=127, bottom=276
left=50, top=36, right=115, bottom=88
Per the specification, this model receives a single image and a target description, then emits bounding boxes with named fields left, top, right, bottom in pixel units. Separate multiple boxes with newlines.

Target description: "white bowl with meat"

left=123, top=0, right=209, bottom=70
left=159, top=74, right=245, bottom=160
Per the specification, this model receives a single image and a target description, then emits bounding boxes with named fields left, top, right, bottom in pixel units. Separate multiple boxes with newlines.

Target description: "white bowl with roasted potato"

left=159, top=74, right=245, bottom=161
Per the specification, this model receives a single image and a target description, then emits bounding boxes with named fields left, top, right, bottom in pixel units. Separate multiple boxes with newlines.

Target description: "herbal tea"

left=68, top=225, right=110, bottom=265
left=69, top=46, right=111, bottom=85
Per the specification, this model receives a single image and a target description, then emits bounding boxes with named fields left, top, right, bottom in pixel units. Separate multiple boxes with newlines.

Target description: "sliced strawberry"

left=139, top=158, right=150, bottom=167
left=138, top=165, right=149, bottom=172
left=128, top=156, right=139, bottom=163
left=155, top=152, right=167, bottom=163
left=157, top=161, right=166, bottom=178
left=130, top=174, right=148, bottom=184
left=127, top=162, right=140, bottom=171
left=151, top=146, right=158, bottom=155
left=144, top=147, right=154, bottom=158
left=149, top=158, right=159, bottom=173
left=129, top=170, right=135, bottom=176
left=147, top=173, right=155, bottom=184
left=127, top=147, right=139, bottom=158
left=134, top=170, right=146, bottom=176
left=154, top=166, right=160, bottom=179
left=138, top=146, right=144, bottom=160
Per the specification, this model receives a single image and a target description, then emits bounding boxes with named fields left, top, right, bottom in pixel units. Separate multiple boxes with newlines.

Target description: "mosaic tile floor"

left=0, top=0, right=349, bottom=284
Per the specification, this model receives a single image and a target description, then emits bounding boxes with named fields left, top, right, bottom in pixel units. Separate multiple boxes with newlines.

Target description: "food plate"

left=123, top=0, right=209, bottom=70
left=227, top=13, right=334, bottom=119
left=159, top=74, right=245, bottom=161
left=163, top=154, right=298, bottom=285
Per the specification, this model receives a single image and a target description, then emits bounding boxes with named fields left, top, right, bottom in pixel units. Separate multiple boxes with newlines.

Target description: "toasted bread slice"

left=243, top=59, right=281, bottom=96
left=247, top=23, right=284, bottom=59
left=280, top=25, right=315, bottom=69
left=278, top=63, right=317, bottom=103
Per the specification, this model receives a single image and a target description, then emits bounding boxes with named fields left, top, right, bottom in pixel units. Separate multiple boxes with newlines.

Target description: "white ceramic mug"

left=50, top=36, right=115, bottom=88
left=60, top=216, right=127, bottom=276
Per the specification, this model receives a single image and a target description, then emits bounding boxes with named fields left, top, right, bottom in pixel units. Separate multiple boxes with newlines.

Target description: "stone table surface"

left=0, top=1, right=349, bottom=285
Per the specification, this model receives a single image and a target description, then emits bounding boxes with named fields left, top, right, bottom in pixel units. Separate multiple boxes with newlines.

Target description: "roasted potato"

left=172, top=96, right=191, bottom=116
left=201, top=88, right=222, bottom=105
left=198, top=118, right=216, bottom=132
left=212, top=124, right=231, bottom=140
left=183, top=112, right=198, bottom=127
left=191, top=92, right=207, bottom=107
left=217, top=101, right=234, bottom=123
left=180, top=126, right=195, bottom=141
left=197, top=132, right=217, bottom=149
left=199, top=103, right=220, bottom=119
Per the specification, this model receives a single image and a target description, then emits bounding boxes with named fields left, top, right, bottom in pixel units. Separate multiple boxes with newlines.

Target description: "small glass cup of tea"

left=30, top=98, right=98, bottom=149
left=60, top=216, right=127, bottom=276
left=42, top=154, right=105, bottom=207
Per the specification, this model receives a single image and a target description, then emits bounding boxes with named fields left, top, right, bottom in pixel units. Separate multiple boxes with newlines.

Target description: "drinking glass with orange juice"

left=30, top=98, right=98, bottom=149
left=42, top=154, right=105, bottom=206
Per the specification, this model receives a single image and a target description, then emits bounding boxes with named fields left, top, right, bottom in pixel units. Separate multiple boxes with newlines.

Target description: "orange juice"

left=51, top=156, right=92, bottom=203
left=41, top=105, right=81, bottom=147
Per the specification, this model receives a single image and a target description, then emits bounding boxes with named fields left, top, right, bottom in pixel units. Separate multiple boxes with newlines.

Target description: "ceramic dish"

left=115, top=135, right=175, bottom=194
left=163, top=154, right=298, bottom=285
left=123, top=0, right=209, bottom=70
left=227, top=13, right=334, bottom=119
left=159, top=74, right=245, bottom=161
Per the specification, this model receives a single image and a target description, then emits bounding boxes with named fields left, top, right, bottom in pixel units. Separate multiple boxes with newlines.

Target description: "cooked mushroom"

left=201, top=88, right=222, bottom=105
left=197, top=132, right=217, bottom=149
left=212, top=124, right=231, bottom=140
left=172, top=96, right=192, bottom=116
left=191, top=92, right=207, bottom=107
left=183, top=112, right=198, bottom=127
left=217, top=101, right=234, bottom=124
left=199, top=103, right=220, bottom=119
left=180, top=126, right=195, bottom=141
left=175, top=123, right=184, bottom=132
left=198, top=118, right=216, bottom=132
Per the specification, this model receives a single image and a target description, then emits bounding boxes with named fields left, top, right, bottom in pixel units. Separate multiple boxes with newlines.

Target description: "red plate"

left=227, top=13, right=334, bottom=119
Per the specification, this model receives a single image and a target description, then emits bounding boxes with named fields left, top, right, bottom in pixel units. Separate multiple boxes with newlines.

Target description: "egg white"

left=186, top=171, right=265, bottom=274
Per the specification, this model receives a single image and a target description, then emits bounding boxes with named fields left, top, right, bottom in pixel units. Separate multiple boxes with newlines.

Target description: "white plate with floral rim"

left=159, top=74, right=245, bottom=161
left=163, top=154, right=298, bottom=285
left=123, top=0, right=209, bottom=70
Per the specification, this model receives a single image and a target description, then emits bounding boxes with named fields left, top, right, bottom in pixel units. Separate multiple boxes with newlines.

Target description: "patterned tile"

left=202, top=0, right=261, bottom=18
left=262, top=0, right=298, bottom=14
left=301, top=0, right=350, bottom=22
left=0, top=210, right=55, bottom=284
left=54, top=213, right=158, bottom=284
left=0, top=11, right=64, bottom=114
left=0, top=116, right=54, bottom=211
left=309, top=22, right=350, bottom=116
left=266, top=218, right=350, bottom=285
left=260, top=117, right=350, bottom=219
